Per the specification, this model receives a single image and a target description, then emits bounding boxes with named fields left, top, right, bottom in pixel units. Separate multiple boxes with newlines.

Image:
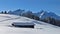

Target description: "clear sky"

left=0, top=0, right=60, bottom=16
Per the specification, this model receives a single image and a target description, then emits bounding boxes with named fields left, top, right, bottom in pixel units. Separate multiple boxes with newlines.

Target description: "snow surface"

left=0, top=14, right=60, bottom=34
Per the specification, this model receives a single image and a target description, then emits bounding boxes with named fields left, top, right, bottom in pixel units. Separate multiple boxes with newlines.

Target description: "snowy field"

left=0, top=14, right=60, bottom=34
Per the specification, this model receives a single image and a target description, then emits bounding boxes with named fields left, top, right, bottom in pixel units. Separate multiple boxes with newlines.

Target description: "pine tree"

left=5, top=11, right=7, bottom=14
left=1, top=11, right=3, bottom=13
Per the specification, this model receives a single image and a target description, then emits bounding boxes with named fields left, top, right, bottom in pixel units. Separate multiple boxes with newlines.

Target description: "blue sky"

left=0, top=0, right=60, bottom=16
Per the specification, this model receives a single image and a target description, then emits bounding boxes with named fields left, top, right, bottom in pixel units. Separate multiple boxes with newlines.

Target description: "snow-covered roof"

left=12, top=22, right=35, bottom=25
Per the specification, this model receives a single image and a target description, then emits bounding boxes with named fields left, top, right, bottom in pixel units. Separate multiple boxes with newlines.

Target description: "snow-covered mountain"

left=0, top=14, right=60, bottom=34
left=8, top=9, right=25, bottom=15
left=8, top=9, right=60, bottom=20
left=34, top=11, right=60, bottom=20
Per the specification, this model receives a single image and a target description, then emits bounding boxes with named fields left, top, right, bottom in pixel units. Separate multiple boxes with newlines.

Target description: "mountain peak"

left=34, top=11, right=60, bottom=20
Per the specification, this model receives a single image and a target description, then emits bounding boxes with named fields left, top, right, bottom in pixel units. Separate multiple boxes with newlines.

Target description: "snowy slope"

left=0, top=14, right=60, bottom=34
